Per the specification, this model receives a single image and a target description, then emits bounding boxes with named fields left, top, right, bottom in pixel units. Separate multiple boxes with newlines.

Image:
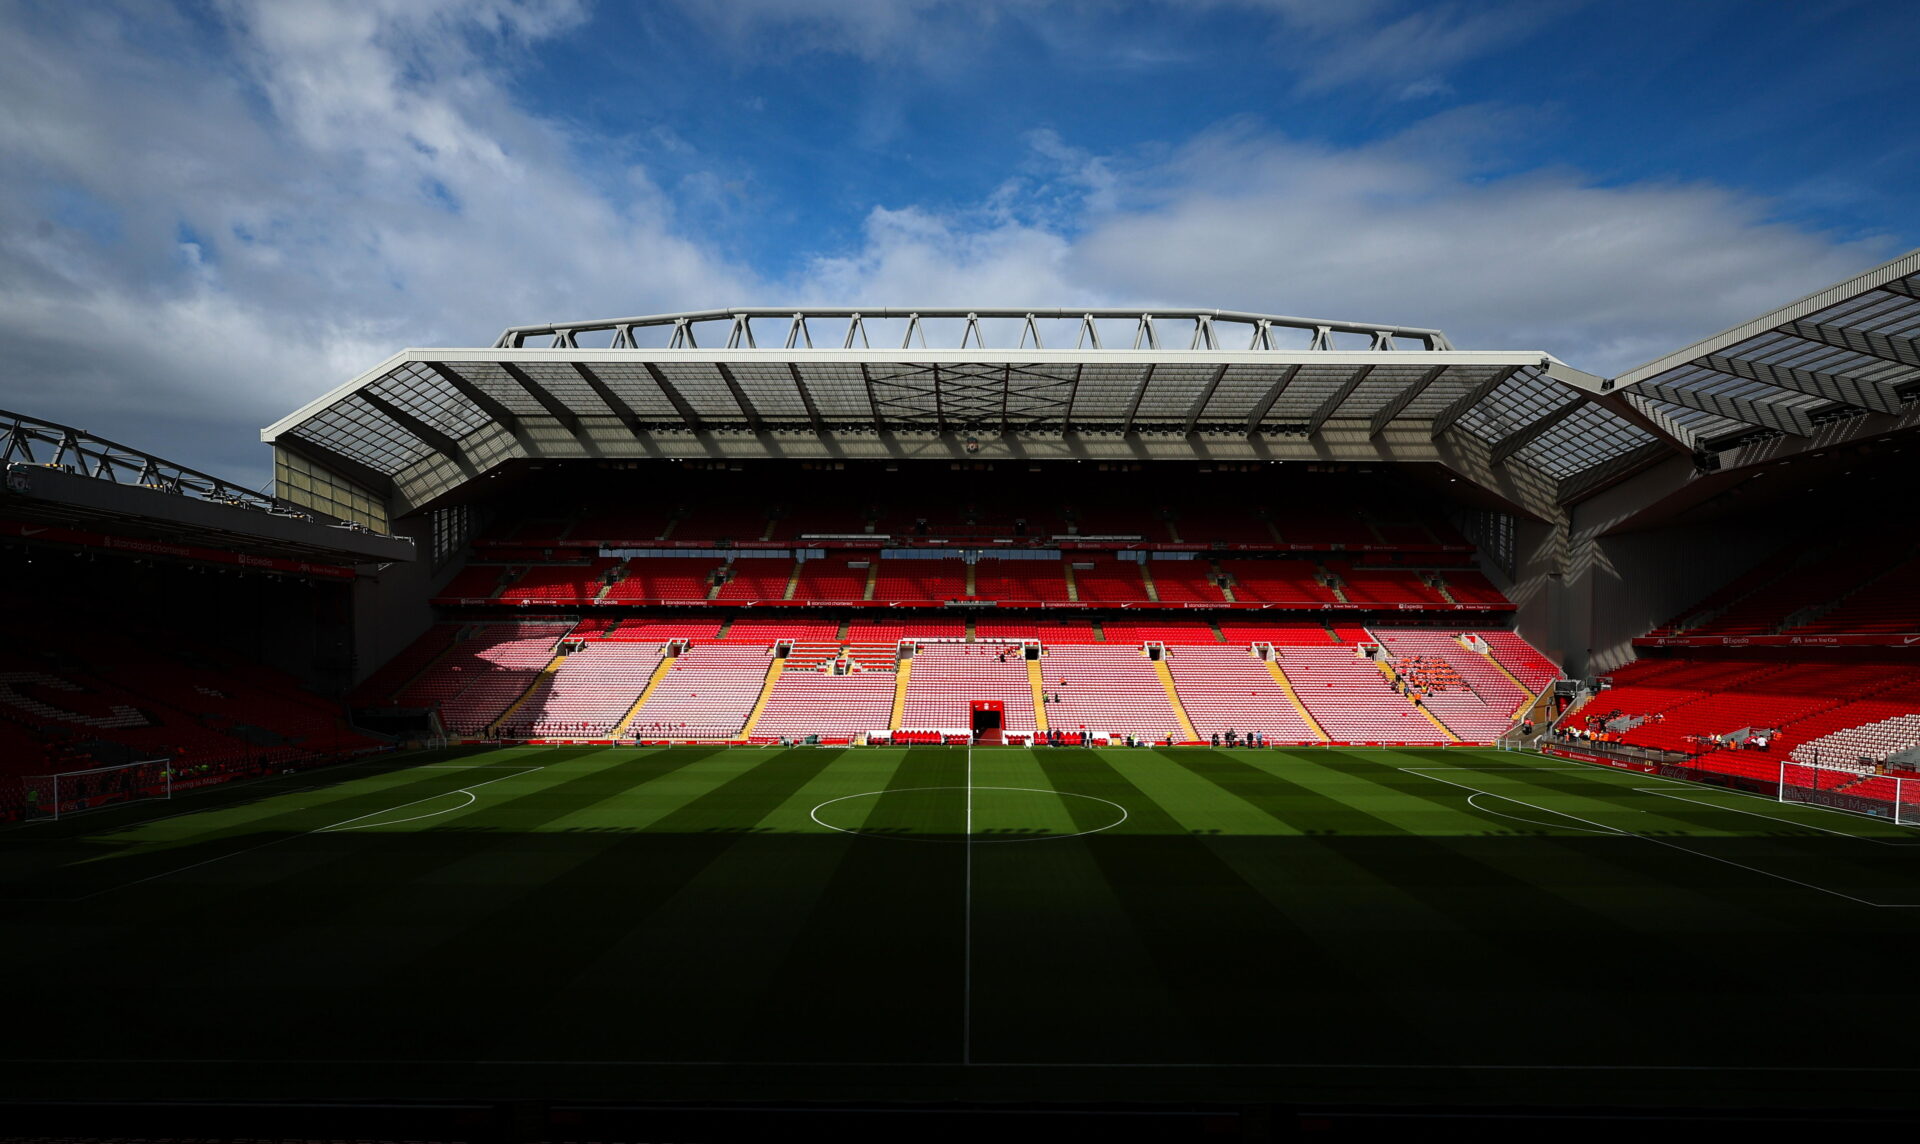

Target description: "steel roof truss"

left=784, top=363, right=826, bottom=432
left=710, top=363, right=765, bottom=432
left=1429, top=365, right=1520, bottom=439
left=1305, top=364, right=1376, bottom=434
left=354, top=391, right=471, bottom=471
left=640, top=362, right=707, bottom=431
left=1700, top=353, right=1902, bottom=414
left=422, top=361, right=519, bottom=428
left=1182, top=364, right=1231, bottom=435
left=1120, top=364, right=1157, bottom=434
left=1635, top=377, right=1812, bottom=437
left=1243, top=364, right=1303, bottom=434
left=1490, top=396, right=1586, bottom=466
left=1778, top=320, right=1920, bottom=376
left=1368, top=364, right=1451, bottom=438
left=496, top=363, right=582, bottom=431
left=857, top=362, right=885, bottom=431
left=569, top=363, right=645, bottom=433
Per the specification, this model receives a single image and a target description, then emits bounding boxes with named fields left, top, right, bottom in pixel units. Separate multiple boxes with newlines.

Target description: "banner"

left=1633, top=632, right=1920, bottom=648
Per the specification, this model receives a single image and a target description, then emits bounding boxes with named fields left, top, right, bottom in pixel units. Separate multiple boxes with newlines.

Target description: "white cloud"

left=0, top=0, right=749, bottom=483
left=0, top=0, right=1897, bottom=494
left=811, top=119, right=1893, bottom=374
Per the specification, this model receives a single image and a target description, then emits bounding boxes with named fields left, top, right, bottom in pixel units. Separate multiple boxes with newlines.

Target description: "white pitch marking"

left=1403, top=766, right=1920, bottom=909
left=38, top=764, right=550, bottom=901
left=1465, top=792, right=1615, bottom=834
left=808, top=787, right=1129, bottom=844
left=964, top=738, right=973, bottom=1068
left=1631, top=787, right=1920, bottom=846
left=313, top=766, right=541, bottom=833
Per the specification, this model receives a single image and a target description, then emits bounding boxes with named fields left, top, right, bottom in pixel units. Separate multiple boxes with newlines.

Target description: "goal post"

left=1777, top=758, right=1918, bottom=826
left=22, top=758, right=172, bottom=822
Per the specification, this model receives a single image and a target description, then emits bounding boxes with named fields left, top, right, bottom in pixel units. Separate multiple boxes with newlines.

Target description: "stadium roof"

left=262, top=254, right=1920, bottom=522
left=1611, top=248, right=1920, bottom=449
left=3, top=408, right=413, bottom=564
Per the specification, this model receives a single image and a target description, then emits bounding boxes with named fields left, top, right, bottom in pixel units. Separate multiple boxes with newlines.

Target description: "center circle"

left=810, top=786, right=1128, bottom=844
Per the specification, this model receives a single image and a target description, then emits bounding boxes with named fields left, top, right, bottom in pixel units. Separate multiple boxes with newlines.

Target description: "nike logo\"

left=20, top=527, right=45, bottom=536
left=1905, top=636, right=1920, bottom=645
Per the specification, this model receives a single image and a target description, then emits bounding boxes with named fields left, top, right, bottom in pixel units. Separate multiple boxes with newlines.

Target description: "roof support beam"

left=1489, top=396, right=1585, bottom=466
left=785, top=363, right=826, bottom=433
left=641, top=362, right=706, bottom=431
left=1882, top=278, right=1920, bottom=301
left=1591, top=391, right=1692, bottom=452
left=1429, top=365, right=1520, bottom=439
left=1633, top=377, right=1814, bottom=437
left=1368, top=365, right=1451, bottom=438
left=1243, top=364, right=1303, bottom=434
left=1700, top=353, right=1900, bottom=414
left=710, top=363, right=764, bottom=432
left=1306, top=364, right=1376, bottom=434
left=1774, top=323, right=1920, bottom=384
left=857, top=362, right=886, bottom=432
left=569, top=362, right=645, bottom=433
left=1782, top=320, right=1920, bottom=370
left=1182, top=363, right=1231, bottom=435
left=1119, top=364, right=1157, bottom=434
left=422, top=361, right=519, bottom=429
left=495, top=363, right=581, bottom=432
left=354, top=391, right=473, bottom=473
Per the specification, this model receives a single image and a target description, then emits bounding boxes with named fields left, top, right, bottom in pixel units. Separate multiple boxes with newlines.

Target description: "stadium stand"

left=433, top=623, right=572, bottom=735
left=1276, top=647, right=1449, bottom=743
left=1163, top=645, right=1320, bottom=742
left=901, top=644, right=1040, bottom=739
left=625, top=644, right=775, bottom=739
left=751, top=670, right=896, bottom=742
left=1039, top=646, right=1184, bottom=740
left=512, top=642, right=663, bottom=738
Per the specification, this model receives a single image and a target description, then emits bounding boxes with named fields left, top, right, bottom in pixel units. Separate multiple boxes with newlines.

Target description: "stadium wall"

left=1500, top=455, right=1774, bottom=677
left=350, top=512, right=455, bottom=691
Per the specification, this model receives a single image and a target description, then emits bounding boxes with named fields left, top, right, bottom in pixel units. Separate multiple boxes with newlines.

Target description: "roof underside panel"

left=651, top=362, right=747, bottom=419
left=1452, top=366, right=1565, bottom=444
left=567, top=362, right=685, bottom=419
left=1513, top=401, right=1656, bottom=478
left=1612, top=252, right=1920, bottom=447
left=364, top=362, right=492, bottom=441
left=793, top=362, right=875, bottom=421
left=721, top=361, right=812, bottom=420
left=509, top=362, right=615, bottom=416
left=289, top=391, right=435, bottom=472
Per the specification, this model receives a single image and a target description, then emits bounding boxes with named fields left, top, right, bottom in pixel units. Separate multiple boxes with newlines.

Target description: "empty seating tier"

left=1277, top=647, right=1446, bottom=743
left=1164, top=645, right=1319, bottom=742
left=1039, top=646, right=1183, bottom=740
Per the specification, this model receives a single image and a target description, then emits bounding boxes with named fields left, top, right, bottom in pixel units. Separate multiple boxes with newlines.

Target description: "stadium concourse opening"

left=9, top=255, right=1920, bottom=1132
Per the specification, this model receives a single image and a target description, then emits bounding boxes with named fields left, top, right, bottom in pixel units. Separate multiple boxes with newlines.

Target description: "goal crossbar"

left=22, top=758, right=172, bottom=822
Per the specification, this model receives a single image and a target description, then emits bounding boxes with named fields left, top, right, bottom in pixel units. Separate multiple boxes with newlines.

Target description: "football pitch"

left=6, top=743, right=1920, bottom=1111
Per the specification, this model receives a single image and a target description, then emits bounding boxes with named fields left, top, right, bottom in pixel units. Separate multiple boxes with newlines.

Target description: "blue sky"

left=2, top=0, right=1916, bottom=485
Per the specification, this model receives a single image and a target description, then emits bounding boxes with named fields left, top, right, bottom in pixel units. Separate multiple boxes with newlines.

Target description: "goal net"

left=1778, top=760, right=1920, bottom=826
left=21, top=758, right=172, bottom=821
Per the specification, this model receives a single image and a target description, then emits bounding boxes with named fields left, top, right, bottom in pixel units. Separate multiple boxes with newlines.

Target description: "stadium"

left=7, top=248, right=1920, bottom=1136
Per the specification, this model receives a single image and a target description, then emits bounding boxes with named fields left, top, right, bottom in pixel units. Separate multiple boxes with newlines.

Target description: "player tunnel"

left=971, top=699, right=1004, bottom=745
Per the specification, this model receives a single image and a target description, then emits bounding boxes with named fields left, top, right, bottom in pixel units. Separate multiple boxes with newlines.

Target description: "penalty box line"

left=10, top=764, right=546, bottom=904
left=1402, top=766, right=1920, bottom=909
left=1630, top=785, right=1920, bottom=847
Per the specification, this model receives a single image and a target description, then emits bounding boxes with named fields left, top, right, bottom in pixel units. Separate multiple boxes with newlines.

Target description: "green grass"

left=7, top=743, right=1920, bottom=1110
